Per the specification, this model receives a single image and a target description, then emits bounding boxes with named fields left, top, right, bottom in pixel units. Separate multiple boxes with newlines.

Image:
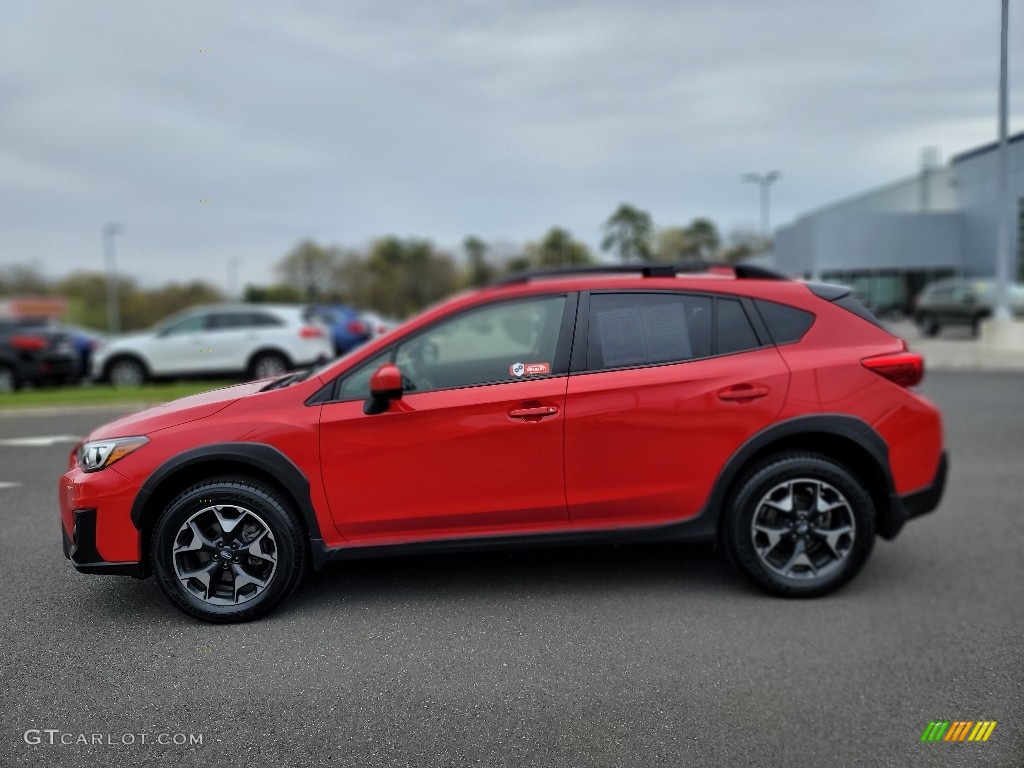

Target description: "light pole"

left=227, top=257, right=240, bottom=299
left=993, top=0, right=1012, bottom=321
left=103, top=223, right=124, bottom=334
left=742, top=170, right=781, bottom=242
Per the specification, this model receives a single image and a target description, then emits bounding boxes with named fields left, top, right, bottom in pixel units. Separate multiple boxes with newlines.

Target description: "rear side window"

left=587, top=293, right=712, bottom=369
left=754, top=300, right=815, bottom=343
left=243, top=311, right=284, bottom=327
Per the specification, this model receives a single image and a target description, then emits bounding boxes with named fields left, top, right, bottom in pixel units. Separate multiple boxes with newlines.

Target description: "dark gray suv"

left=913, top=278, right=1024, bottom=337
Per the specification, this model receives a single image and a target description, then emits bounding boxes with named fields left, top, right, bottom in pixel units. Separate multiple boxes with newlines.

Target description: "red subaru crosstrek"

left=59, top=263, right=947, bottom=622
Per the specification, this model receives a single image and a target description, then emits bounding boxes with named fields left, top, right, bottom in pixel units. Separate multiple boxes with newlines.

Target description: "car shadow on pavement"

left=291, top=541, right=748, bottom=611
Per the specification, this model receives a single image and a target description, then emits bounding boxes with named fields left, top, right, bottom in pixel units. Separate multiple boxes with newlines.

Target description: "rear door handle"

left=718, top=384, right=770, bottom=401
left=508, top=405, right=559, bottom=420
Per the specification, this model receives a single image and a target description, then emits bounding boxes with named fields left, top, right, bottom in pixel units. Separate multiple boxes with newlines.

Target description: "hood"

left=87, top=379, right=271, bottom=439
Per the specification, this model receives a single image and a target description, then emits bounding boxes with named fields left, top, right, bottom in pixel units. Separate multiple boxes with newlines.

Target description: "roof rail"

left=493, top=261, right=788, bottom=286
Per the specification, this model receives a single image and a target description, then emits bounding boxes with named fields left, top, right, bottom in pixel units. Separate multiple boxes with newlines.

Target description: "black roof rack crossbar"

left=493, top=261, right=787, bottom=286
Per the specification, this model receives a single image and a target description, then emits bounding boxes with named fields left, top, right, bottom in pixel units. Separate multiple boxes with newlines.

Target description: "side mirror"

left=364, top=363, right=403, bottom=415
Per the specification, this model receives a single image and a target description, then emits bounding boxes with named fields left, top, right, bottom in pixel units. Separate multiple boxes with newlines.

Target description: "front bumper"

left=879, top=451, right=948, bottom=539
left=59, top=465, right=147, bottom=578
left=62, top=509, right=146, bottom=577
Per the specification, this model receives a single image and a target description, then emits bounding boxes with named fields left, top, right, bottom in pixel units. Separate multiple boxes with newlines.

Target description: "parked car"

left=62, top=325, right=107, bottom=380
left=913, top=277, right=1024, bottom=337
left=0, top=318, right=80, bottom=392
left=307, top=304, right=372, bottom=355
left=91, top=304, right=333, bottom=386
left=60, top=262, right=947, bottom=622
left=358, top=310, right=398, bottom=339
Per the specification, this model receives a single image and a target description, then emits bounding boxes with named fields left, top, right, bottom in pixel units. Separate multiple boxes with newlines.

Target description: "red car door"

left=318, top=294, right=573, bottom=543
left=564, top=291, right=790, bottom=526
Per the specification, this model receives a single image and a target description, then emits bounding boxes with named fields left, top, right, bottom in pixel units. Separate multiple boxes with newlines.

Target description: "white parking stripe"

left=0, top=435, right=80, bottom=447
left=0, top=482, right=22, bottom=490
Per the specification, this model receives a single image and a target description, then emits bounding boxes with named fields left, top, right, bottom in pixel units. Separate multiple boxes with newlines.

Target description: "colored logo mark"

left=920, top=720, right=997, bottom=742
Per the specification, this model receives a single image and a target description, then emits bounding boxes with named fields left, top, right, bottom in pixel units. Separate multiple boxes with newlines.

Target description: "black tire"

left=107, top=356, right=148, bottom=387
left=917, top=314, right=940, bottom=337
left=249, top=351, right=290, bottom=380
left=722, top=452, right=876, bottom=598
left=150, top=476, right=307, bottom=623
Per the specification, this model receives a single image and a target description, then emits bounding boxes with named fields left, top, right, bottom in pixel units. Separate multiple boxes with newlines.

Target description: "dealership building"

left=772, top=131, right=1024, bottom=314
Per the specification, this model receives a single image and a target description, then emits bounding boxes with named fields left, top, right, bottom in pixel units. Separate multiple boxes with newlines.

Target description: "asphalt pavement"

left=0, top=371, right=1021, bottom=767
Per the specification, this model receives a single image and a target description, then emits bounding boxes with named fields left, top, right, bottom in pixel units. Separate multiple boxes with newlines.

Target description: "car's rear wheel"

left=250, top=351, right=289, bottom=380
left=108, top=356, right=147, bottom=387
left=722, top=453, right=875, bottom=597
left=151, top=477, right=307, bottom=622
left=0, top=364, right=17, bottom=393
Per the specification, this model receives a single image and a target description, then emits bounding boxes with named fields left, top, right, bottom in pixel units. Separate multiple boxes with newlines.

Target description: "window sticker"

left=509, top=362, right=551, bottom=377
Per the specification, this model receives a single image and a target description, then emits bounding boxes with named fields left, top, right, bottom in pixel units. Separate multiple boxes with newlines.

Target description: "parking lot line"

left=0, top=435, right=80, bottom=447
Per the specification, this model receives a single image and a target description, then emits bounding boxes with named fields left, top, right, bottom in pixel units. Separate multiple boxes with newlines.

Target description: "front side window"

left=335, top=295, right=567, bottom=399
left=160, top=314, right=208, bottom=335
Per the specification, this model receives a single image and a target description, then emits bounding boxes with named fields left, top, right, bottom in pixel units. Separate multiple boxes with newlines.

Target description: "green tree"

left=0, top=264, right=50, bottom=297
left=244, top=284, right=305, bottom=303
left=653, top=227, right=693, bottom=262
left=363, top=237, right=459, bottom=318
left=601, top=204, right=653, bottom=263
left=463, top=235, right=495, bottom=287
left=686, top=218, right=720, bottom=260
left=526, top=227, right=593, bottom=268
left=276, top=240, right=337, bottom=301
left=653, top=219, right=722, bottom=262
left=720, top=228, right=770, bottom=262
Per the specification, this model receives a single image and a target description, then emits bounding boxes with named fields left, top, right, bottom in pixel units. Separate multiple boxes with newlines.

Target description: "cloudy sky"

left=2, top=0, right=1021, bottom=289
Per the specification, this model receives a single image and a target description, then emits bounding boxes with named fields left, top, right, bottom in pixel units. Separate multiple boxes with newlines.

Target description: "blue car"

left=308, top=304, right=371, bottom=355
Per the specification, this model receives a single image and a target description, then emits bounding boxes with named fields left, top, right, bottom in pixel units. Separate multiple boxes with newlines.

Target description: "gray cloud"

left=1, top=0, right=1020, bottom=289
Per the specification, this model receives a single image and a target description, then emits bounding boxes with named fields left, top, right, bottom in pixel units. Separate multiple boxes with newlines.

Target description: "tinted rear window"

left=754, top=300, right=815, bottom=343
left=587, top=293, right=712, bottom=369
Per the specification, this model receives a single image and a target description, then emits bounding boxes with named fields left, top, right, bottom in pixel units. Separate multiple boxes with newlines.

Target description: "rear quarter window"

left=754, top=300, right=816, bottom=343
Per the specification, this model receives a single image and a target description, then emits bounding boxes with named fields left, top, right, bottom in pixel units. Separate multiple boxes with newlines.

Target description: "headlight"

left=78, top=436, right=149, bottom=472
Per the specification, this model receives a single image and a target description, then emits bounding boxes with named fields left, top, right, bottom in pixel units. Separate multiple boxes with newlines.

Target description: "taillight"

left=861, top=351, right=924, bottom=387
left=346, top=320, right=368, bottom=335
left=299, top=326, right=325, bottom=339
left=9, top=335, right=48, bottom=351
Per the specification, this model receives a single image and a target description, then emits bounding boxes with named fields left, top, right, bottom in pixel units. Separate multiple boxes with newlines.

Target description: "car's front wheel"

left=917, top=313, right=940, bottom=337
left=151, top=477, right=307, bottom=622
left=107, top=356, right=148, bottom=387
left=722, top=453, right=876, bottom=597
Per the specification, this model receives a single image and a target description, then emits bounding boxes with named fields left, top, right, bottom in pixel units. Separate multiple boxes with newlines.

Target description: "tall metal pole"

left=994, top=0, right=1012, bottom=321
left=103, top=223, right=123, bottom=334
left=227, top=257, right=240, bottom=299
left=742, top=171, right=781, bottom=241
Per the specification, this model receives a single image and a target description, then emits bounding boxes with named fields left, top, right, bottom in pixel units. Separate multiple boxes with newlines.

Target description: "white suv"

left=92, top=304, right=334, bottom=386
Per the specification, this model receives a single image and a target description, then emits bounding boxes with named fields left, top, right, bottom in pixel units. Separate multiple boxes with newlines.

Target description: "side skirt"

left=308, top=513, right=719, bottom=571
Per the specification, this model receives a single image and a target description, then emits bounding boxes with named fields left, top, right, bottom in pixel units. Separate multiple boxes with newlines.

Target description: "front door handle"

left=718, top=384, right=770, bottom=401
left=508, top=405, right=559, bottom=420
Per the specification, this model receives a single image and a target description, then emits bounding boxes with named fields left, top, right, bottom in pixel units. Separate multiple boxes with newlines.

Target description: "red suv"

left=59, top=264, right=947, bottom=622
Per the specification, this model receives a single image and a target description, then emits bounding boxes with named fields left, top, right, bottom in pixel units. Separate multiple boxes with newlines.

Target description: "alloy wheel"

left=749, top=478, right=856, bottom=581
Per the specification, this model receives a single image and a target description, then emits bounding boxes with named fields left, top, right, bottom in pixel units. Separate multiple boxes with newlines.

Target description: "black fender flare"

left=705, top=414, right=896, bottom=535
left=129, top=442, right=323, bottom=541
